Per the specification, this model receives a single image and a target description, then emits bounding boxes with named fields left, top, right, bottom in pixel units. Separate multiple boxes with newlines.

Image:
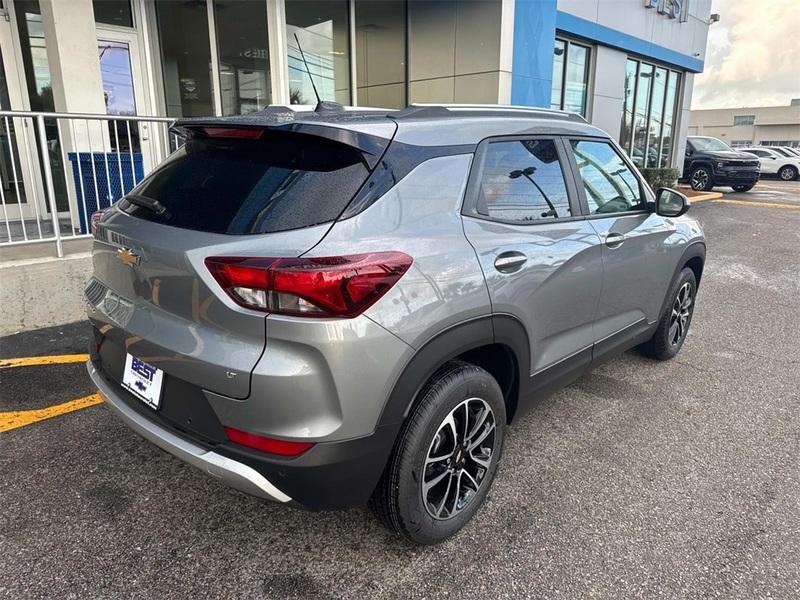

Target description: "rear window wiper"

left=124, top=194, right=171, bottom=219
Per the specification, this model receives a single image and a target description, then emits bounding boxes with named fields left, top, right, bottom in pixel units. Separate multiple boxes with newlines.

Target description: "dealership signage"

left=644, top=0, right=686, bottom=21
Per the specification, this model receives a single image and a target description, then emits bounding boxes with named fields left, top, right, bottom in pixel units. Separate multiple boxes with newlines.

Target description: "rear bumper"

left=87, top=358, right=399, bottom=509
left=87, top=360, right=292, bottom=503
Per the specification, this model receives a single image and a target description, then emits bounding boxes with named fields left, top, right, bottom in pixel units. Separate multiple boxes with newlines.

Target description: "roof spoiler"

left=169, top=115, right=392, bottom=170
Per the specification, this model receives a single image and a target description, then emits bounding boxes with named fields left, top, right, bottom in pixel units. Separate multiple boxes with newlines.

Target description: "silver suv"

left=86, top=104, right=705, bottom=544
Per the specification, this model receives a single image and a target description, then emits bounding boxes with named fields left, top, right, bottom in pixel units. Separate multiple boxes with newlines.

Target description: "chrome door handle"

left=494, top=251, right=527, bottom=273
left=605, top=232, right=625, bottom=249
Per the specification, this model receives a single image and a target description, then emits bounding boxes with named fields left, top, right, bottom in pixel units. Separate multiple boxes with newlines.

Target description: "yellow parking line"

left=714, top=199, right=800, bottom=210
left=0, top=354, right=89, bottom=369
left=0, top=393, right=103, bottom=433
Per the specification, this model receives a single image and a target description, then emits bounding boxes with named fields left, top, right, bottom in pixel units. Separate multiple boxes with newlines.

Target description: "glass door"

left=96, top=27, right=161, bottom=174
left=0, top=0, right=48, bottom=239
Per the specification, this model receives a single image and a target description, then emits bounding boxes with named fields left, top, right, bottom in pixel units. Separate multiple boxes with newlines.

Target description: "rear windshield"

left=120, top=130, right=370, bottom=234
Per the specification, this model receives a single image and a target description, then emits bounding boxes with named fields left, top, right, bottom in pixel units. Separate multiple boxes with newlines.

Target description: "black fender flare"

left=656, top=241, right=706, bottom=321
left=377, top=314, right=530, bottom=429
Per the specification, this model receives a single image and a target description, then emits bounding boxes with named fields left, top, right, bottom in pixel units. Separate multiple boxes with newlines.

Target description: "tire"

left=369, top=361, right=506, bottom=545
left=689, top=166, right=714, bottom=191
left=732, top=184, right=754, bottom=192
left=639, top=267, right=697, bottom=361
left=778, top=165, right=798, bottom=181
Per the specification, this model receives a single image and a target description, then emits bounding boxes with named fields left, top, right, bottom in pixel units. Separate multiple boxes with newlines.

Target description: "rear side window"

left=475, top=139, right=571, bottom=223
left=121, top=130, right=370, bottom=234
left=569, top=140, right=645, bottom=214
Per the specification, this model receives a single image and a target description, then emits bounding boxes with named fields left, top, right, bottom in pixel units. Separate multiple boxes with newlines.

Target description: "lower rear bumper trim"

left=87, top=361, right=292, bottom=503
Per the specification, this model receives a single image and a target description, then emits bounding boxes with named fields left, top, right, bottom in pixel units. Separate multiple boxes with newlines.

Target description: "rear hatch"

left=88, top=115, right=395, bottom=398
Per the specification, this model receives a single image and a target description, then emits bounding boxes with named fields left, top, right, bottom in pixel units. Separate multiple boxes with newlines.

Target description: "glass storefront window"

left=631, top=62, right=653, bottom=167
left=14, top=0, right=53, bottom=112
left=550, top=40, right=565, bottom=110
left=646, top=67, right=667, bottom=168
left=620, top=59, right=637, bottom=153
left=214, top=0, right=271, bottom=115
left=285, top=1, right=351, bottom=105
left=93, top=1, right=133, bottom=28
left=354, top=0, right=406, bottom=109
left=659, top=71, right=679, bottom=167
left=550, top=38, right=589, bottom=117
left=621, top=57, right=681, bottom=168
left=154, top=0, right=214, bottom=117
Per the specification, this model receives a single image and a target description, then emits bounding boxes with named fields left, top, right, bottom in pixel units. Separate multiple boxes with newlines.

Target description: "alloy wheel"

left=779, top=166, right=796, bottom=181
left=691, top=169, right=710, bottom=191
left=669, top=281, right=693, bottom=346
left=422, top=397, right=497, bottom=520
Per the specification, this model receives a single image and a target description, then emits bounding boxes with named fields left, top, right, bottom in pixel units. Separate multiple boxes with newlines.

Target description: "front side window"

left=570, top=140, right=644, bottom=215
left=476, top=140, right=571, bottom=223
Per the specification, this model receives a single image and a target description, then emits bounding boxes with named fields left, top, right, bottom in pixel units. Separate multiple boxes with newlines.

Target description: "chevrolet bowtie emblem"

left=117, top=248, right=141, bottom=267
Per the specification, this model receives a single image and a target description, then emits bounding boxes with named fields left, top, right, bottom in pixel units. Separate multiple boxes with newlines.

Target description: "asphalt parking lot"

left=1, top=180, right=798, bottom=599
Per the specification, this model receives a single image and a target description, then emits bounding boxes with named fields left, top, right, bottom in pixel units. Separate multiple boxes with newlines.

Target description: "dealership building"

left=1, top=0, right=712, bottom=160
left=689, top=100, right=800, bottom=148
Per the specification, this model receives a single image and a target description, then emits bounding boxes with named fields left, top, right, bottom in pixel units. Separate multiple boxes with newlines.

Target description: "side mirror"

left=656, top=187, right=690, bottom=217
left=685, top=148, right=693, bottom=157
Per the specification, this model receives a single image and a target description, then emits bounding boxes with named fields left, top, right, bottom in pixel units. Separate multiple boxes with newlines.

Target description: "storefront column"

left=38, top=0, right=105, bottom=115
left=588, top=46, right=627, bottom=139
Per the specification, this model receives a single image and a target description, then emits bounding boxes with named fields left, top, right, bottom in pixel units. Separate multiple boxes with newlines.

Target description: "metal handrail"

left=0, top=110, right=175, bottom=123
left=0, top=110, right=182, bottom=257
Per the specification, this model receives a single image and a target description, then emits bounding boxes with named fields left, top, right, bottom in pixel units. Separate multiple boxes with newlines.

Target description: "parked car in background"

left=740, top=147, right=800, bottom=181
left=682, top=136, right=760, bottom=192
left=86, top=103, right=706, bottom=545
left=763, top=146, right=800, bottom=158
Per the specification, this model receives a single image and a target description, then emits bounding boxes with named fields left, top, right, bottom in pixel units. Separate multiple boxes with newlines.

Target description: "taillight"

left=205, top=252, right=412, bottom=318
left=224, top=426, right=315, bottom=457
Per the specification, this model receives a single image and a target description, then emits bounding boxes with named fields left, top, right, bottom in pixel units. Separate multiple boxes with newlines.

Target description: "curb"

left=679, top=190, right=724, bottom=203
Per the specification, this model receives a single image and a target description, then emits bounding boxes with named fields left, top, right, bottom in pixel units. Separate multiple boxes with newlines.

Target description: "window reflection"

left=477, top=140, right=571, bottom=223
left=99, top=41, right=136, bottom=115
left=571, top=140, right=643, bottom=214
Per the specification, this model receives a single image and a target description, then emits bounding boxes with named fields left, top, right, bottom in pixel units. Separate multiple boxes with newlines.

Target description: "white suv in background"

left=740, top=147, right=800, bottom=181
left=764, top=146, right=800, bottom=158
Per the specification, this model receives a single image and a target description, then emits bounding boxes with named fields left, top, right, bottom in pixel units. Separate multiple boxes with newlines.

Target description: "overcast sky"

left=691, top=0, right=800, bottom=110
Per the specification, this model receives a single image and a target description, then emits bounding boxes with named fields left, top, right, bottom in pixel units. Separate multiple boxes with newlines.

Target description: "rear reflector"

left=224, top=426, right=315, bottom=457
left=205, top=252, right=412, bottom=318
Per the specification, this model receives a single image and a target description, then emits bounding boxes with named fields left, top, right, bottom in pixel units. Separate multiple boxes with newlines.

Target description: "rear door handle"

left=494, top=251, right=527, bottom=273
left=605, top=232, right=625, bottom=249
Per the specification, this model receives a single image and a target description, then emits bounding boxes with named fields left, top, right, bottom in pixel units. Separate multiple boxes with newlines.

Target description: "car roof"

left=172, top=103, right=607, bottom=147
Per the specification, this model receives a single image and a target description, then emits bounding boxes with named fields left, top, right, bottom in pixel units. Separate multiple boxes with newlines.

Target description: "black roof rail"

left=392, top=103, right=588, bottom=123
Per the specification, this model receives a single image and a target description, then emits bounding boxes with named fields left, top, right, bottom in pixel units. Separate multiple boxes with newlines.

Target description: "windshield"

left=119, top=130, right=371, bottom=234
left=690, top=137, right=732, bottom=152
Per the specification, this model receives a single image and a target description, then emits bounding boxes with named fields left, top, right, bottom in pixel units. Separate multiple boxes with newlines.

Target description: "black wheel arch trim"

left=376, top=314, right=530, bottom=429
left=656, top=241, right=706, bottom=320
